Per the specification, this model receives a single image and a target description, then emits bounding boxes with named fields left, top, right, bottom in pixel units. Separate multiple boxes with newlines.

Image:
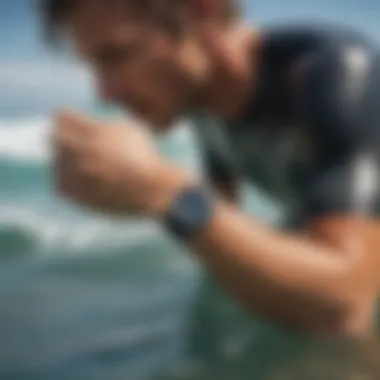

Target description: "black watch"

left=163, top=186, right=215, bottom=240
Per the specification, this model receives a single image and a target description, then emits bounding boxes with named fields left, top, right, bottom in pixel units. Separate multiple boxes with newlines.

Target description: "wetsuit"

left=193, top=24, right=380, bottom=228
left=188, top=24, right=380, bottom=379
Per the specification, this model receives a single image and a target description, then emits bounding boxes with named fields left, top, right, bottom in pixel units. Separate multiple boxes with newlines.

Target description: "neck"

left=199, top=24, right=263, bottom=122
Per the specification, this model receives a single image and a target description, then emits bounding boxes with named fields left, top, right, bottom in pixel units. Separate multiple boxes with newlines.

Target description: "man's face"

left=66, top=2, right=211, bottom=130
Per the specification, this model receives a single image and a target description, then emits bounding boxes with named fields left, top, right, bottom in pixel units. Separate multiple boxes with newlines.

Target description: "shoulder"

left=295, top=30, right=380, bottom=150
left=293, top=32, right=380, bottom=218
left=298, top=30, right=377, bottom=93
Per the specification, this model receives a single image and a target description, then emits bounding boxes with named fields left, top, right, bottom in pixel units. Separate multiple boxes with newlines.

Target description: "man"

left=39, top=0, right=380, bottom=338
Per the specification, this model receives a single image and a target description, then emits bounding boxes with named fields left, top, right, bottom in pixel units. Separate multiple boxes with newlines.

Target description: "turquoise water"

left=0, top=114, right=378, bottom=380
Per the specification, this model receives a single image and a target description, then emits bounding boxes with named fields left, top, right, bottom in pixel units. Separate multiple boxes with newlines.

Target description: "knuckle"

left=52, top=127, right=63, bottom=147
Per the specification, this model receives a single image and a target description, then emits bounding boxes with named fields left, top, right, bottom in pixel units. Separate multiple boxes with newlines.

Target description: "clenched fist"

left=52, top=111, right=192, bottom=216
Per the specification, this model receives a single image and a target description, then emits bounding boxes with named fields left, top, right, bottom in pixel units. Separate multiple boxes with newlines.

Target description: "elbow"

left=309, top=277, right=372, bottom=338
left=318, top=298, right=365, bottom=338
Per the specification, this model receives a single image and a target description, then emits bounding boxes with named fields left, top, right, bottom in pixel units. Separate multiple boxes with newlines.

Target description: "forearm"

left=153, top=165, right=365, bottom=333
left=188, top=200, right=357, bottom=331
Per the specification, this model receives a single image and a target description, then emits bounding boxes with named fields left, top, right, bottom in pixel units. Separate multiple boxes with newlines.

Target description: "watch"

left=163, top=186, right=215, bottom=240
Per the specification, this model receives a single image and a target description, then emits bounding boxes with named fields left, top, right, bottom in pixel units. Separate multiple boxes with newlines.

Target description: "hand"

left=52, top=111, right=193, bottom=216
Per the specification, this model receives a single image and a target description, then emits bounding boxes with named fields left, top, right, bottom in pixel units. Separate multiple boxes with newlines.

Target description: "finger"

left=54, top=157, right=99, bottom=202
left=60, top=177, right=126, bottom=214
left=53, top=150, right=74, bottom=195
left=55, top=175, right=136, bottom=216
left=55, top=110, right=97, bottom=138
left=55, top=109, right=91, bottom=128
left=52, top=142, right=86, bottom=194
left=52, top=122, right=93, bottom=155
left=59, top=179, right=107, bottom=212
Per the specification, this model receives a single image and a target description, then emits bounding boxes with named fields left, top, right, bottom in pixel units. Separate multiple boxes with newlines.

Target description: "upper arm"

left=299, top=41, right=380, bottom=222
left=297, top=42, right=380, bottom=304
left=298, top=40, right=380, bottom=278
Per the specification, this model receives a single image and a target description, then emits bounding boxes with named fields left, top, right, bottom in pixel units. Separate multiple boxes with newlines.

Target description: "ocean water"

left=0, top=114, right=378, bottom=380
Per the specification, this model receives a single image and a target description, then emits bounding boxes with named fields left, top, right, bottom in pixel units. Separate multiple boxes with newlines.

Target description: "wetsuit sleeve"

left=195, top=118, right=241, bottom=199
left=299, top=43, right=380, bottom=219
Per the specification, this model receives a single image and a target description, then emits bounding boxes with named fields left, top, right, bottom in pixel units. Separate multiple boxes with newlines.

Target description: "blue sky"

left=0, top=0, right=380, bottom=117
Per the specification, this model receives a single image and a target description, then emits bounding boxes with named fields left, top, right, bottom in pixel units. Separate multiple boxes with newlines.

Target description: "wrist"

left=146, top=163, right=196, bottom=217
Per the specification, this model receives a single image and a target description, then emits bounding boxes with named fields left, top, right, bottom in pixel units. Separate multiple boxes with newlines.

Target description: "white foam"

left=0, top=203, right=162, bottom=257
left=0, top=116, right=51, bottom=164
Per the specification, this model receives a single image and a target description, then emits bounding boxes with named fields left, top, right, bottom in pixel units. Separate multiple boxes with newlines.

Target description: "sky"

left=0, top=0, right=380, bottom=118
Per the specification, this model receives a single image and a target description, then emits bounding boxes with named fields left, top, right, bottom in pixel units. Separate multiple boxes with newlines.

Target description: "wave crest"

left=0, top=116, right=51, bottom=164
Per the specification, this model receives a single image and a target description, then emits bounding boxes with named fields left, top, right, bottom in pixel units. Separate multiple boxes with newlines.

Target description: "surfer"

left=38, top=0, right=380, bottom=337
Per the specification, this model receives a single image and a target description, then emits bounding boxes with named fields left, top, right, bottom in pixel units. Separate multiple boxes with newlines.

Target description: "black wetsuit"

left=187, top=25, right=380, bottom=378
left=193, top=24, right=380, bottom=228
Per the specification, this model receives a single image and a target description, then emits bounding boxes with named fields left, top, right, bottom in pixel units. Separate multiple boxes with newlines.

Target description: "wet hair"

left=36, top=0, right=239, bottom=46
